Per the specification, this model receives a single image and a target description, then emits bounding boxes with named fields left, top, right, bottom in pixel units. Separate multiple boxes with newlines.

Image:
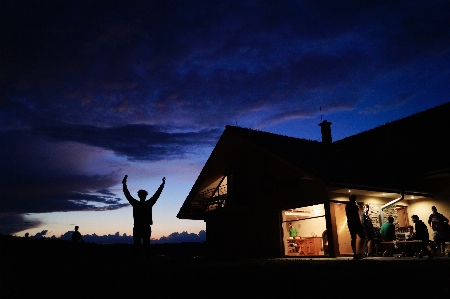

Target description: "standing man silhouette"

left=122, top=175, right=165, bottom=246
left=427, top=206, right=449, bottom=254
left=71, top=226, right=84, bottom=243
left=346, top=194, right=365, bottom=259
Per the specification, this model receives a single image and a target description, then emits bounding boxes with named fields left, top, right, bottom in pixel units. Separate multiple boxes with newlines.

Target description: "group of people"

left=346, top=194, right=449, bottom=259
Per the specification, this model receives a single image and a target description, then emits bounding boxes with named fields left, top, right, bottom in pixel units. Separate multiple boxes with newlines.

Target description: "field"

left=1, top=236, right=449, bottom=297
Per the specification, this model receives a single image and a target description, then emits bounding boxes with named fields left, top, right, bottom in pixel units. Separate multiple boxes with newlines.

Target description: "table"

left=286, top=237, right=323, bottom=255
left=381, top=240, right=422, bottom=257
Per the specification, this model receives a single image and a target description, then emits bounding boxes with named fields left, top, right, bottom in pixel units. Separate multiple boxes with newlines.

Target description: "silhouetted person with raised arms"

left=71, top=226, right=84, bottom=243
left=122, top=175, right=165, bottom=248
left=346, top=194, right=365, bottom=259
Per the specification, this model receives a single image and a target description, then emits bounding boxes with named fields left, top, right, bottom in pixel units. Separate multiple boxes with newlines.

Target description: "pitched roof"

left=227, top=101, right=450, bottom=191
left=176, top=126, right=328, bottom=219
left=330, top=102, right=450, bottom=191
left=178, top=102, right=450, bottom=218
left=224, top=125, right=329, bottom=177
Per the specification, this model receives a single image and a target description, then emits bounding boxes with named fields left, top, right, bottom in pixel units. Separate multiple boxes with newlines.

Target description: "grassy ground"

left=1, top=236, right=449, bottom=297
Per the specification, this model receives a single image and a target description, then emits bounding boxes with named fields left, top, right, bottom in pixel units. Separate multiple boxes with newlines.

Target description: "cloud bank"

left=1, top=0, right=450, bottom=234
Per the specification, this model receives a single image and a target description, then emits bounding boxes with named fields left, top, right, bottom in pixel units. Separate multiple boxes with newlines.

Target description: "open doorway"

left=281, top=204, right=328, bottom=256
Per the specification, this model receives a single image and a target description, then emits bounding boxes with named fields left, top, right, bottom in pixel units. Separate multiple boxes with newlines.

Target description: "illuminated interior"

left=281, top=204, right=328, bottom=256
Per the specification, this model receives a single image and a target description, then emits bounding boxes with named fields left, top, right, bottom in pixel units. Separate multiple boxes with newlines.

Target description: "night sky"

left=1, top=0, right=449, bottom=239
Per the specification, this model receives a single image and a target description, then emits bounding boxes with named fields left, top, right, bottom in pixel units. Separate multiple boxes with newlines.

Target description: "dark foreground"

left=1, top=236, right=449, bottom=297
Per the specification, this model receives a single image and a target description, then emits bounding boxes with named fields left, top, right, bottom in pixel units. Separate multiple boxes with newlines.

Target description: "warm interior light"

left=411, top=196, right=415, bottom=199
left=383, top=193, right=385, bottom=196
left=348, top=190, right=351, bottom=192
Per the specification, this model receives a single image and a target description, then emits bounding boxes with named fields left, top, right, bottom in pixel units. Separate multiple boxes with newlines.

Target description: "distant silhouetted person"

left=427, top=206, right=449, bottom=254
left=411, top=215, right=433, bottom=258
left=24, top=232, right=29, bottom=241
left=71, top=226, right=84, bottom=243
left=122, top=175, right=165, bottom=246
left=346, top=194, right=365, bottom=259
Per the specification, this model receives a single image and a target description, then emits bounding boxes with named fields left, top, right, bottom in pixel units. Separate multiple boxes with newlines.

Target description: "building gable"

left=176, top=126, right=326, bottom=219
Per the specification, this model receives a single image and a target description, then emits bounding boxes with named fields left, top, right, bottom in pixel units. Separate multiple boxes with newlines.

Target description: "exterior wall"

left=206, top=180, right=450, bottom=258
left=325, top=201, right=339, bottom=257
left=201, top=133, right=450, bottom=258
left=204, top=145, right=329, bottom=258
left=331, top=201, right=355, bottom=255
left=330, top=193, right=411, bottom=223
left=205, top=209, right=255, bottom=257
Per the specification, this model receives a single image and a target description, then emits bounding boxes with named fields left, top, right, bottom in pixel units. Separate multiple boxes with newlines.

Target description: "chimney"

left=318, top=120, right=332, bottom=144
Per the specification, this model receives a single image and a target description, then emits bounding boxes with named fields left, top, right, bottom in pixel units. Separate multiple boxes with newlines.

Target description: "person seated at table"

left=372, top=227, right=382, bottom=256
left=411, top=215, right=433, bottom=258
left=287, top=223, right=300, bottom=252
left=403, top=225, right=418, bottom=257
left=405, top=225, right=414, bottom=239
left=380, top=216, right=396, bottom=256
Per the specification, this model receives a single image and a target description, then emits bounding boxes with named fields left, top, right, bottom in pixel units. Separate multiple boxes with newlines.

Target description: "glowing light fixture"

left=411, top=196, right=415, bottom=199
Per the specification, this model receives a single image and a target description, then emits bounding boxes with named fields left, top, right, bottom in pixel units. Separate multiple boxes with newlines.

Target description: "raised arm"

left=148, top=177, right=166, bottom=206
left=122, top=175, right=135, bottom=204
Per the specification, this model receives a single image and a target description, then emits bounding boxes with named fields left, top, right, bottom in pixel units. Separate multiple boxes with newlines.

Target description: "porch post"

left=324, top=201, right=337, bottom=258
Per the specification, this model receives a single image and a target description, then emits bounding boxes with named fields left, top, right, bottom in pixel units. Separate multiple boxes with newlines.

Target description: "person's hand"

left=122, top=175, right=128, bottom=184
left=162, top=177, right=166, bottom=183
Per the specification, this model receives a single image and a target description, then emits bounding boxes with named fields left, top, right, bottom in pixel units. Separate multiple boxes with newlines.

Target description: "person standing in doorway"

left=346, top=194, right=365, bottom=259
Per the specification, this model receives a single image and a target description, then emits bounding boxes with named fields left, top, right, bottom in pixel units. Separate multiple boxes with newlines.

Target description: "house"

left=177, top=103, right=450, bottom=258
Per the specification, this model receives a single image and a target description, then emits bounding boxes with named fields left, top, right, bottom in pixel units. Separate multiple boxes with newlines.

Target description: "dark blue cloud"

left=359, top=94, right=410, bottom=115
left=0, top=173, right=127, bottom=214
left=0, top=131, right=127, bottom=221
left=2, top=0, right=449, bottom=132
left=35, top=124, right=221, bottom=161
left=1, top=0, right=450, bottom=234
left=0, top=214, right=42, bottom=235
